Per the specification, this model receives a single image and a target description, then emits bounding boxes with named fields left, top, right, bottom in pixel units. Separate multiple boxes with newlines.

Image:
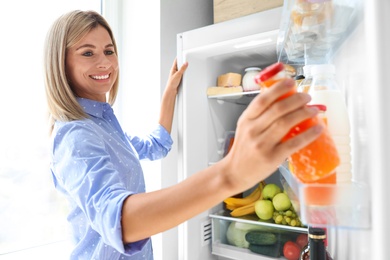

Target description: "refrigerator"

left=174, top=0, right=388, bottom=259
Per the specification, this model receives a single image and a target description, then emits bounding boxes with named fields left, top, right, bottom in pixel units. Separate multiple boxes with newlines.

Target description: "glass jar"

left=242, top=67, right=261, bottom=92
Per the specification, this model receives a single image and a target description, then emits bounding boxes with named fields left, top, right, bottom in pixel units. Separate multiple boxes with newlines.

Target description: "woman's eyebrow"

left=76, top=43, right=114, bottom=51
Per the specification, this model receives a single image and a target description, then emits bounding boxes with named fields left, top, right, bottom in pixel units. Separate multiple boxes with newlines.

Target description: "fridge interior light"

left=233, top=38, right=273, bottom=49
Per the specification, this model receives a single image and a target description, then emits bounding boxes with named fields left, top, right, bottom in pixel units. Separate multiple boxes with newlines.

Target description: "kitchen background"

left=0, top=0, right=212, bottom=259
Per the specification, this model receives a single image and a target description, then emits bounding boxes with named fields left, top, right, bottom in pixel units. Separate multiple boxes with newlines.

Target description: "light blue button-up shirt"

left=50, top=98, right=173, bottom=260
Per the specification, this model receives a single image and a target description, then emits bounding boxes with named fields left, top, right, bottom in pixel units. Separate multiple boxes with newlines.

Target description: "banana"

left=225, top=203, right=237, bottom=211
left=224, top=181, right=266, bottom=209
left=224, top=187, right=261, bottom=208
left=230, top=201, right=256, bottom=217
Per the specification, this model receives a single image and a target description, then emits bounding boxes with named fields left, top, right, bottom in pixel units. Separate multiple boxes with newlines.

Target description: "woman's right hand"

left=221, top=77, right=323, bottom=192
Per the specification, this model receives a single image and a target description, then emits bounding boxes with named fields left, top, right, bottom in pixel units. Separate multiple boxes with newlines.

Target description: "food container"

left=242, top=67, right=261, bottom=92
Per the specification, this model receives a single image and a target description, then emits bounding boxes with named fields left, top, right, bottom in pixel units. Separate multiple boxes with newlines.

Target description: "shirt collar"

left=77, top=97, right=113, bottom=118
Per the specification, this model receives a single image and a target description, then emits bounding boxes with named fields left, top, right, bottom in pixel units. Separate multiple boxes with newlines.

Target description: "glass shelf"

left=207, top=91, right=259, bottom=105
left=277, top=0, right=364, bottom=65
left=210, top=210, right=308, bottom=233
left=278, top=166, right=371, bottom=229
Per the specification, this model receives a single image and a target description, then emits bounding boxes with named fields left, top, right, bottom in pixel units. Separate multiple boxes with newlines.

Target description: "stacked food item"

left=206, top=72, right=243, bottom=96
left=206, top=65, right=297, bottom=97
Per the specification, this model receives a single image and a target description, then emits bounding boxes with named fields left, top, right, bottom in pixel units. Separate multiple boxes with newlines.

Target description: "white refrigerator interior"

left=175, top=0, right=387, bottom=259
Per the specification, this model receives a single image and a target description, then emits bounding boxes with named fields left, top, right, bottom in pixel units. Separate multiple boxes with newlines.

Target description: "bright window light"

left=0, top=0, right=101, bottom=258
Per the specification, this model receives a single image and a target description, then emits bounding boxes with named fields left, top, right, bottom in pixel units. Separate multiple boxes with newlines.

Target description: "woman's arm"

left=121, top=77, right=323, bottom=243
left=158, top=58, right=188, bottom=133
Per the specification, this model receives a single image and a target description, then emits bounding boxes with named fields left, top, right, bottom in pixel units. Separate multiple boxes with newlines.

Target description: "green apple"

left=255, top=200, right=274, bottom=220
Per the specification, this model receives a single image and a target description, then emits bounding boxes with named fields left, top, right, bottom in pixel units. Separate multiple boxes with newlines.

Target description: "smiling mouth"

left=90, top=74, right=110, bottom=80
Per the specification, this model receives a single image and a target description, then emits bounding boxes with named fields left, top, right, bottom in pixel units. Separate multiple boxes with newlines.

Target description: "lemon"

left=272, top=192, right=292, bottom=211
left=254, top=200, right=274, bottom=220
left=262, top=183, right=281, bottom=200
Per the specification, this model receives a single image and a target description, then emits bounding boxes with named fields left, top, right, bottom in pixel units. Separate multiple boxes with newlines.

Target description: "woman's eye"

left=105, top=50, right=115, bottom=55
left=82, top=51, right=93, bottom=57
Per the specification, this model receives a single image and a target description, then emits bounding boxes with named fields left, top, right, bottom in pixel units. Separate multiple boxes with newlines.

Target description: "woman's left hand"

left=159, top=58, right=188, bottom=133
left=166, top=58, right=188, bottom=95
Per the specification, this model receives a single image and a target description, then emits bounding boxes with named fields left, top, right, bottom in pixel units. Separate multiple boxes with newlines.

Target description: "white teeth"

left=91, top=74, right=109, bottom=80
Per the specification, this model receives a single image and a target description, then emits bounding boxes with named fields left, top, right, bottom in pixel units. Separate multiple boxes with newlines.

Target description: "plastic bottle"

left=302, top=104, right=336, bottom=206
left=309, top=64, right=352, bottom=183
left=255, top=62, right=340, bottom=183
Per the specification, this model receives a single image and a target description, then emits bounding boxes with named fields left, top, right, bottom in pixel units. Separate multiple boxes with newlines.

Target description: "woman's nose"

left=97, top=55, right=111, bottom=69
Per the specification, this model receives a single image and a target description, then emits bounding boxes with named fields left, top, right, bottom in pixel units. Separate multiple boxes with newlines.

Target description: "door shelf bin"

left=278, top=166, right=371, bottom=229
left=209, top=211, right=307, bottom=260
left=277, top=0, right=363, bottom=64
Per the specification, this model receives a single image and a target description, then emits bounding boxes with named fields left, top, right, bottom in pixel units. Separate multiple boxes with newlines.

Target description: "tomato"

left=296, top=233, right=308, bottom=249
left=283, top=241, right=301, bottom=260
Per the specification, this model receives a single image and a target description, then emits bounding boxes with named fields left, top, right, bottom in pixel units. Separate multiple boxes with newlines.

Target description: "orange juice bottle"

left=255, top=62, right=340, bottom=183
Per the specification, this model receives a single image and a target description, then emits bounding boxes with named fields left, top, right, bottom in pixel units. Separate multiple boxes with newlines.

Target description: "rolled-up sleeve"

left=127, top=124, right=173, bottom=161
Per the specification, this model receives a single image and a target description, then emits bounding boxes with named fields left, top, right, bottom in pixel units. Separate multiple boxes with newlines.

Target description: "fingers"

left=170, top=58, right=178, bottom=74
left=170, top=58, right=188, bottom=76
left=243, top=78, right=296, bottom=120
left=255, top=92, right=313, bottom=136
left=239, top=78, right=313, bottom=138
left=178, top=61, right=188, bottom=74
left=276, top=123, right=323, bottom=156
left=259, top=104, right=320, bottom=148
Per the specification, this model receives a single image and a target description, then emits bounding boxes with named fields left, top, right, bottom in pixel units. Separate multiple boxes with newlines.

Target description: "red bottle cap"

left=307, top=104, right=327, bottom=112
left=255, top=62, right=285, bottom=84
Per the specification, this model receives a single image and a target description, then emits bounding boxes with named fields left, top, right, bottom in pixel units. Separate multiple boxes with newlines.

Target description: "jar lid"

left=307, top=104, right=327, bottom=111
left=255, top=62, right=284, bottom=84
left=245, top=67, right=261, bottom=72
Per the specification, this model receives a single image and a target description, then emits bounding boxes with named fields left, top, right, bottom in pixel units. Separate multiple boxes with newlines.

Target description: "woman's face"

left=66, top=25, right=118, bottom=102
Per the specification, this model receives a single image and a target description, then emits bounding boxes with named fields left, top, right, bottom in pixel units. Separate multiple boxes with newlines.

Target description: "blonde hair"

left=44, top=10, right=119, bottom=133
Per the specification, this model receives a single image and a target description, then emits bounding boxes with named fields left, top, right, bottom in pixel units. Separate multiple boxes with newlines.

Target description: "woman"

left=44, top=10, right=322, bottom=260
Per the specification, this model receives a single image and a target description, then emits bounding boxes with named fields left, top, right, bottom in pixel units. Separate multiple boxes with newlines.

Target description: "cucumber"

left=245, top=231, right=277, bottom=245
left=248, top=244, right=281, bottom=258
left=278, top=232, right=297, bottom=244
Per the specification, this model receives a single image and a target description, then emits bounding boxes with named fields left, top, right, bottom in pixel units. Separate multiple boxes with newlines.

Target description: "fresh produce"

left=249, top=244, right=281, bottom=258
left=230, top=201, right=256, bottom=217
left=249, top=244, right=280, bottom=257
left=224, top=181, right=266, bottom=217
left=224, top=181, right=265, bottom=208
left=225, top=182, right=304, bottom=227
left=226, top=221, right=267, bottom=248
left=295, top=233, right=308, bottom=249
left=245, top=231, right=277, bottom=245
left=261, top=183, right=281, bottom=200
left=272, top=208, right=302, bottom=227
left=272, top=192, right=292, bottom=211
left=283, top=241, right=301, bottom=260
left=254, top=199, right=274, bottom=220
